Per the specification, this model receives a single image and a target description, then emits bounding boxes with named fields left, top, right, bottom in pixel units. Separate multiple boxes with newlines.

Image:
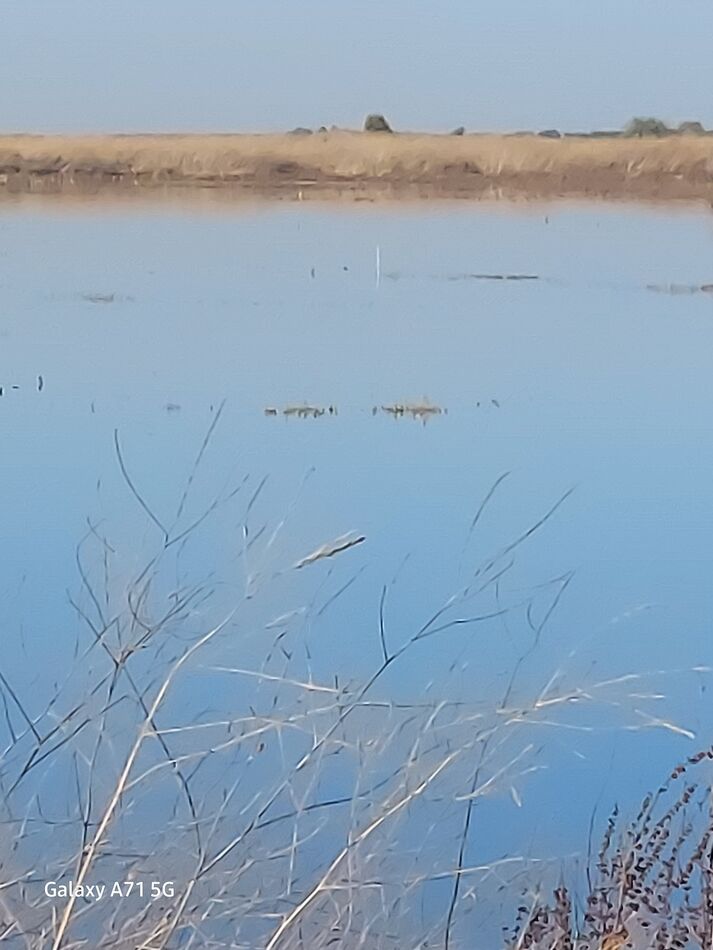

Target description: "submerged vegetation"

left=263, top=403, right=450, bottom=421
left=377, top=401, right=445, bottom=420
left=268, top=404, right=337, bottom=418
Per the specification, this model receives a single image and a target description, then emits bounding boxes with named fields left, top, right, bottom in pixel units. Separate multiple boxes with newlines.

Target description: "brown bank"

left=2, top=130, right=713, bottom=203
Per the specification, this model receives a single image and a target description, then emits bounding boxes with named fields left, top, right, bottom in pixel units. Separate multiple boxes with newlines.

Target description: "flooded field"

left=2, top=200, right=713, bottom=947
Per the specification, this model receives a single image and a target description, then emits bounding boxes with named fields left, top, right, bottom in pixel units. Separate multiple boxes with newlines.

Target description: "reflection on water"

left=1, top=201, right=713, bottom=945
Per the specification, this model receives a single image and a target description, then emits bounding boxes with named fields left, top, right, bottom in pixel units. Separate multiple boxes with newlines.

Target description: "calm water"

left=1, top=199, right=713, bottom=945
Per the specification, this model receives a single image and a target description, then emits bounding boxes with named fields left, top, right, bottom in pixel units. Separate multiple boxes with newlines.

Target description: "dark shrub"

left=678, top=120, right=706, bottom=135
left=363, top=114, right=393, bottom=133
left=624, top=116, right=671, bottom=137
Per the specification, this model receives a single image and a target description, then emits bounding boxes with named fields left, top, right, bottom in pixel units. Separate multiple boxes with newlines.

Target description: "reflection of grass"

left=0, top=419, right=702, bottom=947
left=279, top=404, right=336, bottom=419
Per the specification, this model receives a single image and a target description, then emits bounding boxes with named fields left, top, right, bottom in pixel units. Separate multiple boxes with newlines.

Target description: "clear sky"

left=1, top=0, right=713, bottom=133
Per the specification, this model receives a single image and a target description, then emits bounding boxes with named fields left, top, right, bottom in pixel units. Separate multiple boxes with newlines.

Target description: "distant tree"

left=678, top=120, right=706, bottom=135
left=624, top=116, right=671, bottom=137
left=363, top=114, right=393, bottom=133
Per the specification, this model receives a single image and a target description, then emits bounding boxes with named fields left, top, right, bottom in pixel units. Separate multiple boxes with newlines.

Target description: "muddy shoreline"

left=2, top=170, right=712, bottom=205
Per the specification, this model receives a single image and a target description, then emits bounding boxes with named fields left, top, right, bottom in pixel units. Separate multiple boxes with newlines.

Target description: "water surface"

left=1, top=200, right=713, bottom=945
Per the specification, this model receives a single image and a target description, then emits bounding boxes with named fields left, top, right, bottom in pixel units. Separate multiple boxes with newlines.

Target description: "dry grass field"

left=2, top=131, right=713, bottom=201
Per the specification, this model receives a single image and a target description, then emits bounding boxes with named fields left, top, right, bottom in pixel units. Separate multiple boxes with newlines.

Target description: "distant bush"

left=678, top=120, right=707, bottom=135
left=363, top=113, right=393, bottom=133
left=624, top=116, right=672, bottom=137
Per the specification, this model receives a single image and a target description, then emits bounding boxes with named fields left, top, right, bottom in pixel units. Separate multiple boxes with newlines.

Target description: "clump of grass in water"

left=508, top=747, right=713, bottom=949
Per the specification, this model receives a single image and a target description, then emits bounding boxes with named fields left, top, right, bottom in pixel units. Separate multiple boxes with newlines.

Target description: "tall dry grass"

left=0, top=414, right=705, bottom=948
left=1, top=131, right=713, bottom=187
left=509, top=747, right=713, bottom=949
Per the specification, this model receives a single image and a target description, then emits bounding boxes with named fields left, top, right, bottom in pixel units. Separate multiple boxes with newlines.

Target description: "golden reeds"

left=1, top=131, right=713, bottom=200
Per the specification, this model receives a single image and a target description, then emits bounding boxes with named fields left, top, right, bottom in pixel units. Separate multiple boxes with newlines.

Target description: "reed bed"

left=2, top=132, right=713, bottom=200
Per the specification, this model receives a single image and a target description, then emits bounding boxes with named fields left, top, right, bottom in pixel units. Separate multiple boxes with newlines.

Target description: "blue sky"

left=1, top=0, right=712, bottom=132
